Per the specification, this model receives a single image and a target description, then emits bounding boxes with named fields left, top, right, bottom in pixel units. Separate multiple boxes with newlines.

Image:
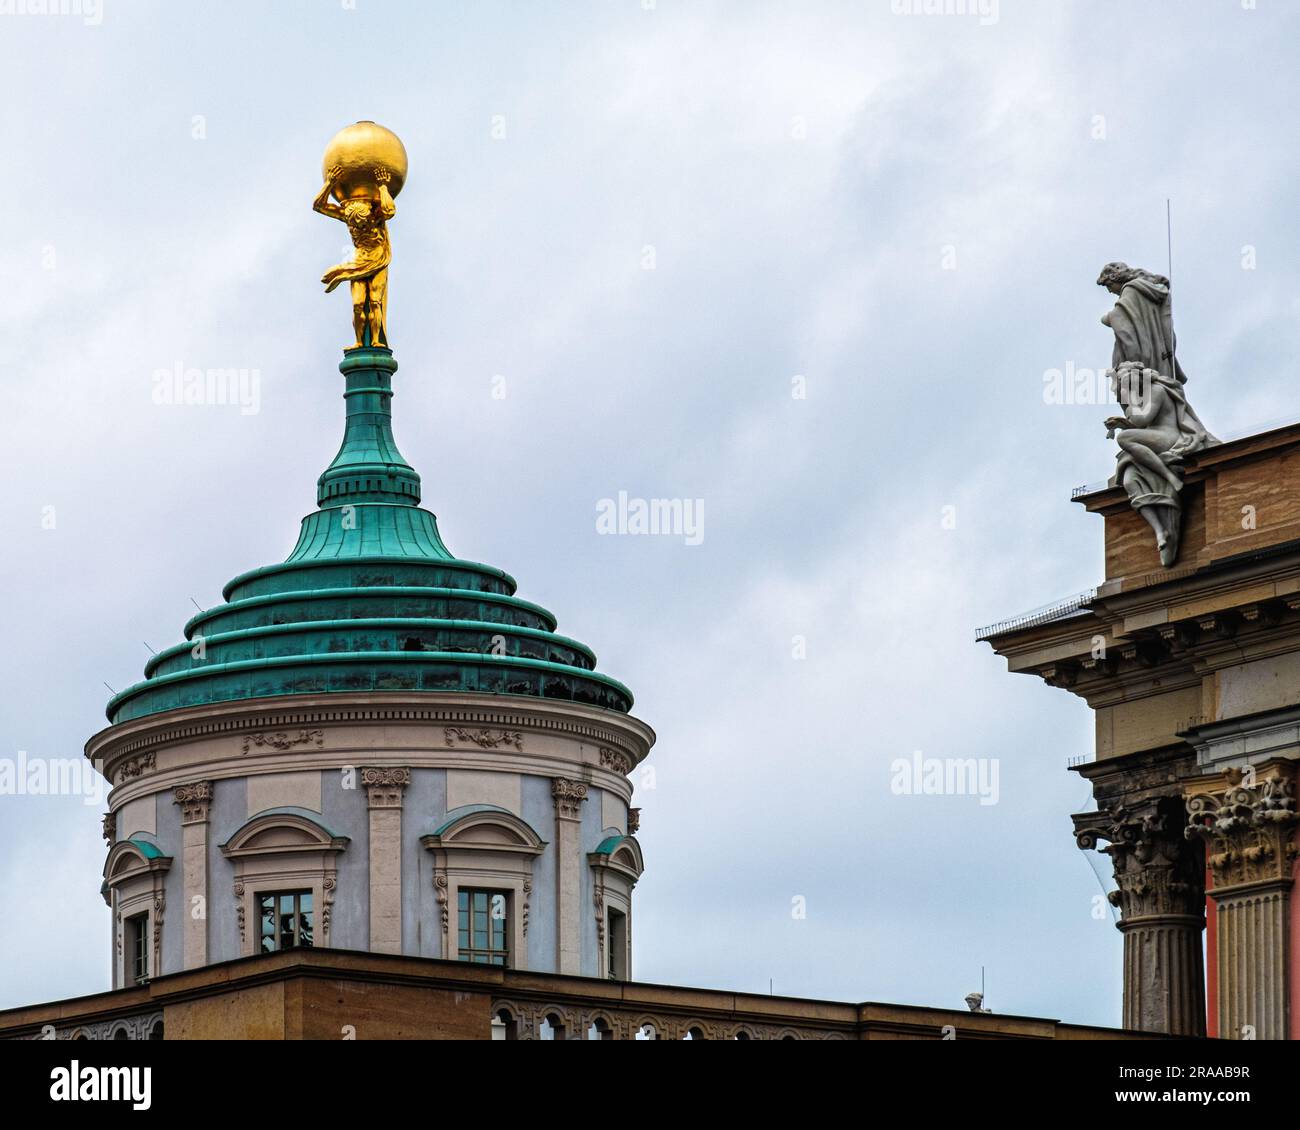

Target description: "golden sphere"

left=322, top=121, right=408, bottom=202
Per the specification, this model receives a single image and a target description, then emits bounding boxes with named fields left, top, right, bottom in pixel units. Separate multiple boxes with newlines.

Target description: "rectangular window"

left=126, top=913, right=149, bottom=985
left=258, top=890, right=314, bottom=953
left=457, top=888, right=509, bottom=965
left=607, top=909, right=627, bottom=980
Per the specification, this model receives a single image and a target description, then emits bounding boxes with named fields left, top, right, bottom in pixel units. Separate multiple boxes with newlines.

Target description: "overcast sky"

left=2, top=0, right=1297, bottom=1026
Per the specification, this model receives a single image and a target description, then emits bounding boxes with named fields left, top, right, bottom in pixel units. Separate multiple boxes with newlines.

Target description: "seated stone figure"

left=1104, top=360, right=1217, bottom=566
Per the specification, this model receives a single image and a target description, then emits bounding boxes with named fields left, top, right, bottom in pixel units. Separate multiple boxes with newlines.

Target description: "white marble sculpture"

left=1097, top=262, right=1188, bottom=382
left=1103, top=361, right=1216, bottom=566
left=1097, top=265, right=1218, bottom=567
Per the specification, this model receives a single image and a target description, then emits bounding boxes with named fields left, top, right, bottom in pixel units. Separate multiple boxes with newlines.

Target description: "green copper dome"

left=106, top=347, right=633, bottom=722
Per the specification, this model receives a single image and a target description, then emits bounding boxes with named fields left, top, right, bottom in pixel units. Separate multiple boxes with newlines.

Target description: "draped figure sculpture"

left=1104, top=362, right=1215, bottom=566
left=1097, top=262, right=1188, bottom=383
left=1097, top=264, right=1218, bottom=567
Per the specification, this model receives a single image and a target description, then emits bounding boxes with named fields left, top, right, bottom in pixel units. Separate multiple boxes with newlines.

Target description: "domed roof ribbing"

left=106, top=347, right=633, bottom=722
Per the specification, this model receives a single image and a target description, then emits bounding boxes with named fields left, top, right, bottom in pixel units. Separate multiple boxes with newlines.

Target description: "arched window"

left=588, top=834, right=644, bottom=982
left=102, top=838, right=172, bottom=989
left=420, top=806, right=546, bottom=969
left=220, top=808, right=348, bottom=956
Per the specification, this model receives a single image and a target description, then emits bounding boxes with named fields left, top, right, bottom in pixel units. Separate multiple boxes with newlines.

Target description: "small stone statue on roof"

left=1104, top=363, right=1216, bottom=567
left=1097, top=265, right=1218, bottom=568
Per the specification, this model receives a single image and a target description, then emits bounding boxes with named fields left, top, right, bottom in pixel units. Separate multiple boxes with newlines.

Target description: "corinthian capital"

left=1073, top=797, right=1203, bottom=922
left=552, top=777, right=588, bottom=820
left=1186, top=766, right=1299, bottom=891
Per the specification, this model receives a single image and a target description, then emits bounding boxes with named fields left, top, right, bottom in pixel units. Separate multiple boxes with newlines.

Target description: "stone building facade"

left=983, top=421, right=1300, bottom=1039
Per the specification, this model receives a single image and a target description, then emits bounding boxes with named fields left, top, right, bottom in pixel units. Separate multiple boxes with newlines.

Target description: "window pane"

left=458, top=888, right=509, bottom=964
left=129, top=916, right=149, bottom=981
left=255, top=889, right=314, bottom=952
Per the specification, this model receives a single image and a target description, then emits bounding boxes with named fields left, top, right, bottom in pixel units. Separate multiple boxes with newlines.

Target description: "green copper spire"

left=104, top=347, right=634, bottom=723
left=287, top=347, right=451, bottom=562
left=316, top=347, right=420, bottom=508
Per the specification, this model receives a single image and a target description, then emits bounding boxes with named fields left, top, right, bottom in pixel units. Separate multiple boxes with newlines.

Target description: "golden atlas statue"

left=313, top=121, right=408, bottom=350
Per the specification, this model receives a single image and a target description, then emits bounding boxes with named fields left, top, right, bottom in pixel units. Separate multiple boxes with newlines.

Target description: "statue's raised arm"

left=374, top=167, right=396, bottom=221
left=313, top=165, right=346, bottom=221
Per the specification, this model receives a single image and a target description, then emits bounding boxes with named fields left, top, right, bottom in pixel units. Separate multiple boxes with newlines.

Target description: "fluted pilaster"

left=1186, top=764, right=1298, bottom=1040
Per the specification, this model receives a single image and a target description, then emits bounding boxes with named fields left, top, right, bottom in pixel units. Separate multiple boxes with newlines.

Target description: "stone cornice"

left=1073, top=743, right=1197, bottom=795
left=1063, top=666, right=1201, bottom=710
left=86, top=692, right=654, bottom=781
left=984, top=548, right=1300, bottom=701
left=107, top=745, right=635, bottom=813
left=1009, top=608, right=1300, bottom=705
left=1181, top=704, right=1300, bottom=767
